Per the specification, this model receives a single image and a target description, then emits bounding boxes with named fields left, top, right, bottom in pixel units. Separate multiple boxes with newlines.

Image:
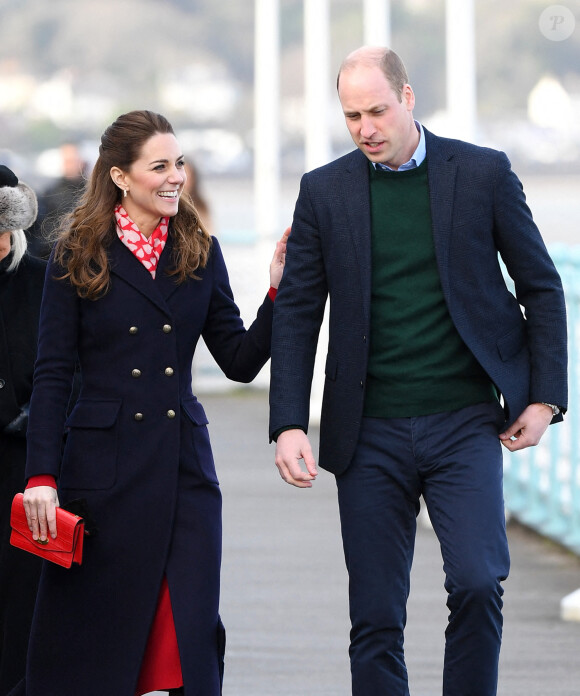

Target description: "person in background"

left=0, top=165, right=46, bottom=696
left=269, top=46, right=567, bottom=696
left=19, top=110, right=288, bottom=696
left=26, top=142, right=86, bottom=259
left=183, top=157, right=213, bottom=234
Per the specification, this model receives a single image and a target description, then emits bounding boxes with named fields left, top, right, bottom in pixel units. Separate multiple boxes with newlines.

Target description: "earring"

left=124, top=188, right=128, bottom=198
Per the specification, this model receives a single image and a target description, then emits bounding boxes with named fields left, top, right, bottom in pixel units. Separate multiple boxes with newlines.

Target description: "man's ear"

left=402, top=83, right=415, bottom=111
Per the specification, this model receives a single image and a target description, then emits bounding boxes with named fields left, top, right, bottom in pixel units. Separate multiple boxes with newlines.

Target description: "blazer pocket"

left=452, top=204, right=487, bottom=229
left=497, top=324, right=526, bottom=362
left=60, top=399, right=122, bottom=490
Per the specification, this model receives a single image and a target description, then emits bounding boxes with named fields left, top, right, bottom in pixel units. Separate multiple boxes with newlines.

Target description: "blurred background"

left=1, top=0, right=578, bottom=183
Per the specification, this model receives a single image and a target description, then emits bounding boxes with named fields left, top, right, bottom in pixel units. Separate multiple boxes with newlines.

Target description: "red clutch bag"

left=10, top=492, right=85, bottom=568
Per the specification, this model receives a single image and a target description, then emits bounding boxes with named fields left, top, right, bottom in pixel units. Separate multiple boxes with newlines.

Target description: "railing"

left=503, top=245, right=580, bottom=555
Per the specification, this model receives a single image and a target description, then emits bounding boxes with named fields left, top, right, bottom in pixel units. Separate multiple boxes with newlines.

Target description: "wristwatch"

left=541, top=402, right=560, bottom=416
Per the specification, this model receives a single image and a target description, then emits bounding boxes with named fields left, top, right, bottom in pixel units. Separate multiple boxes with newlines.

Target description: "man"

left=26, top=142, right=86, bottom=259
left=269, top=46, right=567, bottom=696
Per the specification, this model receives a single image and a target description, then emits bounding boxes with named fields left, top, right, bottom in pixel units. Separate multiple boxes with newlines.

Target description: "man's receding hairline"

left=337, top=47, right=388, bottom=89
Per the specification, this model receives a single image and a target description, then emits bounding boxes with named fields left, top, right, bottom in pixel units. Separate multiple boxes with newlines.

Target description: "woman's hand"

left=23, top=486, right=60, bottom=542
left=269, top=227, right=290, bottom=290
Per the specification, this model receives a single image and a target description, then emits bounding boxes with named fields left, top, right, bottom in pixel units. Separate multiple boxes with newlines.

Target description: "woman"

left=21, top=111, right=287, bottom=696
left=0, top=165, right=46, bottom=696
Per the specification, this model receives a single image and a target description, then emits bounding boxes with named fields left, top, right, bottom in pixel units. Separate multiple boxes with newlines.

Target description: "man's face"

left=338, top=64, right=418, bottom=169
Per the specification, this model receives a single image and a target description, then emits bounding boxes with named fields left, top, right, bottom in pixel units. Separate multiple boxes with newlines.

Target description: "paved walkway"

left=152, top=389, right=580, bottom=696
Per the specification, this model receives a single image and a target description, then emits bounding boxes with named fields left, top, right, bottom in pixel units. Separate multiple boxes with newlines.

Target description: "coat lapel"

left=424, top=129, right=457, bottom=300
left=109, top=232, right=175, bottom=315
left=154, top=231, right=182, bottom=303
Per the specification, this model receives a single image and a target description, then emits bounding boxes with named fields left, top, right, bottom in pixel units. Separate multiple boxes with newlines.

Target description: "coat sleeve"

left=25, top=258, right=79, bottom=480
left=201, top=237, right=274, bottom=383
left=491, top=151, right=568, bottom=412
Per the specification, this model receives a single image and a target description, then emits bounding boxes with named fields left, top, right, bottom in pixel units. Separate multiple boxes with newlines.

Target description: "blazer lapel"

left=342, top=150, right=372, bottom=321
left=424, top=129, right=457, bottom=300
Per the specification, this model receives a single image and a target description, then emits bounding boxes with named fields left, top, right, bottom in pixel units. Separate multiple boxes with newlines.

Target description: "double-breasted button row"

left=130, top=367, right=174, bottom=378
left=128, top=324, right=173, bottom=335
left=134, top=409, right=177, bottom=421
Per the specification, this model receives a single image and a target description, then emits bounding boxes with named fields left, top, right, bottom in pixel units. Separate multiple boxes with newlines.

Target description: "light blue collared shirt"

left=373, top=120, right=426, bottom=172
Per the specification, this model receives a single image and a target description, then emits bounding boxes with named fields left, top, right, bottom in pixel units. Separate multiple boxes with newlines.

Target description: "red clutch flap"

left=10, top=492, right=85, bottom=568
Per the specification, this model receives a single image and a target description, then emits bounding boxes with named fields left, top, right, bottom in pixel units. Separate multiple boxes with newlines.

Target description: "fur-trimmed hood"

left=0, top=164, right=38, bottom=231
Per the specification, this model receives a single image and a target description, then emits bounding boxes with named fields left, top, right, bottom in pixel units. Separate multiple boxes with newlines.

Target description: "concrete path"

left=150, top=389, right=580, bottom=696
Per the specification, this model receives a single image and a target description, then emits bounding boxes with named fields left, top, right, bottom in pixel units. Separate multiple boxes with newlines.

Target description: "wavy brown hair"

left=53, top=110, right=212, bottom=299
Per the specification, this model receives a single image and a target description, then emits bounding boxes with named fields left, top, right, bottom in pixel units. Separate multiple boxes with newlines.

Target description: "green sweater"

left=363, top=159, right=495, bottom=418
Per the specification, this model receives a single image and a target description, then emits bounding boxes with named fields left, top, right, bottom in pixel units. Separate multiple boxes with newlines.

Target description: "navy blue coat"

left=25, top=232, right=273, bottom=696
left=269, top=130, right=568, bottom=476
left=0, top=253, right=46, bottom=694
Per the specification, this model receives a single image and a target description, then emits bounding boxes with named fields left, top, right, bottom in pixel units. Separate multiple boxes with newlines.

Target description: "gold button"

left=134, top=413, right=144, bottom=421
left=162, top=324, right=172, bottom=334
left=164, top=367, right=174, bottom=377
left=131, top=369, right=142, bottom=378
left=166, top=410, right=176, bottom=419
left=129, top=326, right=138, bottom=335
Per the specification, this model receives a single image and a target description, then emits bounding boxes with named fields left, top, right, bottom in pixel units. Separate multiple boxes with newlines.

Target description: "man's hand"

left=275, top=429, right=318, bottom=488
left=499, top=403, right=554, bottom=452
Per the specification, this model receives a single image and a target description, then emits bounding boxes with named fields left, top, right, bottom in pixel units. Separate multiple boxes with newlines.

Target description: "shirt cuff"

left=268, top=286, right=278, bottom=302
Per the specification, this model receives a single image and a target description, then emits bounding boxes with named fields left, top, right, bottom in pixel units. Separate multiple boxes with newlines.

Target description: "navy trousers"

left=335, top=402, right=510, bottom=696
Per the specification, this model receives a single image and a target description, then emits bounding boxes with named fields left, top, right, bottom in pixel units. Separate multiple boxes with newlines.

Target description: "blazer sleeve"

left=491, top=151, right=568, bottom=412
left=269, top=173, right=329, bottom=437
left=26, top=258, right=79, bottom=480
left=201, top=237, right=273, bottom=383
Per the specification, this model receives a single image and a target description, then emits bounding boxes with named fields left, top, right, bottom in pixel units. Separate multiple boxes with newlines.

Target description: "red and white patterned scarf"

left=114, top=204, right=169, bottom=279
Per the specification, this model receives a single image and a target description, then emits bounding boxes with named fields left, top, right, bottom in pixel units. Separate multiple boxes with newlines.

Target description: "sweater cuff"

left=268, top=286, right=278, bottom=302
left=26, top=475, right=57, bottom=489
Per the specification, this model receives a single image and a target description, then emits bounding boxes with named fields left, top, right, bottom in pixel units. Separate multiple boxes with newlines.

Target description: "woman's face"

left=0, top=232, right=12, bottom=261
left=111, top=132, right=187, bottom=235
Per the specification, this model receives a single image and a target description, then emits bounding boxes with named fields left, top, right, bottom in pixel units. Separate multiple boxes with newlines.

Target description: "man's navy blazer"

left=269, top=128, right=568, bottom=476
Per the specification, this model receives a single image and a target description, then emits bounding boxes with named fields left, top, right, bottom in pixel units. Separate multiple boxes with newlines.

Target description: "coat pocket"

left=182, top=398, right=218, bottom=484
left=59, top=399, right=122, bottom=490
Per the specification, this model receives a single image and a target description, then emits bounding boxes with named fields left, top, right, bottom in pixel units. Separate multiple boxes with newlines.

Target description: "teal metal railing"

left=502, top=245, right=580, bottom=555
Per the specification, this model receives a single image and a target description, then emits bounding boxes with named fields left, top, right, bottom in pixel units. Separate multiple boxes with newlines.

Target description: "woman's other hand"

left=269, top=226, right=290, bottom=290
left=23, top=486, right=60, bottom=541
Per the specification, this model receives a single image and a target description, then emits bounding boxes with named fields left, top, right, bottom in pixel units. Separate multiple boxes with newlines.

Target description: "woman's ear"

left=110, top=166, right=127, bottom=191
